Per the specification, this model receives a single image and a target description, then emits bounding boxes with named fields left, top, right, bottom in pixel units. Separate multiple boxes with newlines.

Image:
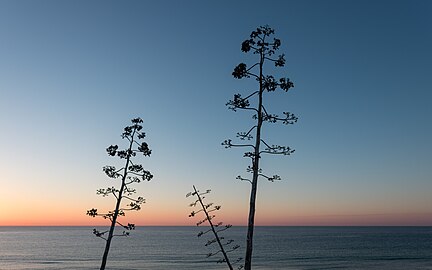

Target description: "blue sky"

left=0, top=0, right=431, bottom=225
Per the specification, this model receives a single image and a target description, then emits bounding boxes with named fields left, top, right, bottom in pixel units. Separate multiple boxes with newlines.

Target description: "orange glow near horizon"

left=1, top=204, right=431, bottom=226
left=1, top=186, right=431, bottom=226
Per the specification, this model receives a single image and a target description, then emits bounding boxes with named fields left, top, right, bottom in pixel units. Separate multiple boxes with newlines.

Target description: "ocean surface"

left=0, top=226, right=431, bottom=270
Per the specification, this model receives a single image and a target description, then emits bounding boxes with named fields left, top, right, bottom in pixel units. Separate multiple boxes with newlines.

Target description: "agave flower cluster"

left=87, top=118, right=153, bottom=240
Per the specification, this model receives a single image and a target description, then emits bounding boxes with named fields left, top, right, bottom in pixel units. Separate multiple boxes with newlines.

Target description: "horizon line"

left=1, top=225, right=431, bottom=227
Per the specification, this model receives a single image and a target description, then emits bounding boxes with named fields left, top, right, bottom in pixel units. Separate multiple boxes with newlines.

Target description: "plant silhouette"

left=87, top=117, right=153, bottom=270
left=223, top=25, right=297, bottom=270
left=187, top=186, right=243, bottom=270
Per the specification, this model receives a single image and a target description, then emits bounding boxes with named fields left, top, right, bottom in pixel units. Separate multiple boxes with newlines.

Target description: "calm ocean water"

left=0, top=226, right=431, bottom=270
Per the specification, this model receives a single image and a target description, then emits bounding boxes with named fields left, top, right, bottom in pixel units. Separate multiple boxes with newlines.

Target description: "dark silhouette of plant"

left=223, top=25, right=297, bottom=270
left=187, top=186, right=243, bottom=270
left=87, top=117, right=153, bottom=270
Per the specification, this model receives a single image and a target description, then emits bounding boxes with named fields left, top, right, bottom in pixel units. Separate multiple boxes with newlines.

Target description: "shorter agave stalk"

left=187, top=186, right=243, bottom=270
left=86, top=117, right=153, bottom=270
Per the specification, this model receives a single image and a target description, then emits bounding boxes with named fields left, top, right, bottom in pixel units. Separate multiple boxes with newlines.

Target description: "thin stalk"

left=193, top=185, right=234, bottom=270
left=244, top=43, right=265, bottom=270
left=100, top=130, right=136, bottom=270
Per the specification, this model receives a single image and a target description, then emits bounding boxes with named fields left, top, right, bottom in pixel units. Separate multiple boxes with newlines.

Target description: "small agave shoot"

left=87, top=118, right=153, bottom=270
left=187, top=186, right=243, bottom=270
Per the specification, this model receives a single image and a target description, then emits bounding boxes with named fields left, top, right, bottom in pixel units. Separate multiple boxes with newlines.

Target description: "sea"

left=0, top=226, right=431, bottom=270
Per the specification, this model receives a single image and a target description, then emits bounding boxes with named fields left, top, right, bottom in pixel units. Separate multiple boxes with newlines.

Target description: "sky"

left=0, top=0, right=431, bottom=226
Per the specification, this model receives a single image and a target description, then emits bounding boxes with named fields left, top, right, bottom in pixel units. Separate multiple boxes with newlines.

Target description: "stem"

left=193, top=185, right=233, bottom=270
left=244, top=39, right=265, bottom=270
left=100, top=130, right=136, bottom=270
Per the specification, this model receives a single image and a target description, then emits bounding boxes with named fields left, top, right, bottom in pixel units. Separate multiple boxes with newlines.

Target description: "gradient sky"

left=0, top=0, right=431, bottom=226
